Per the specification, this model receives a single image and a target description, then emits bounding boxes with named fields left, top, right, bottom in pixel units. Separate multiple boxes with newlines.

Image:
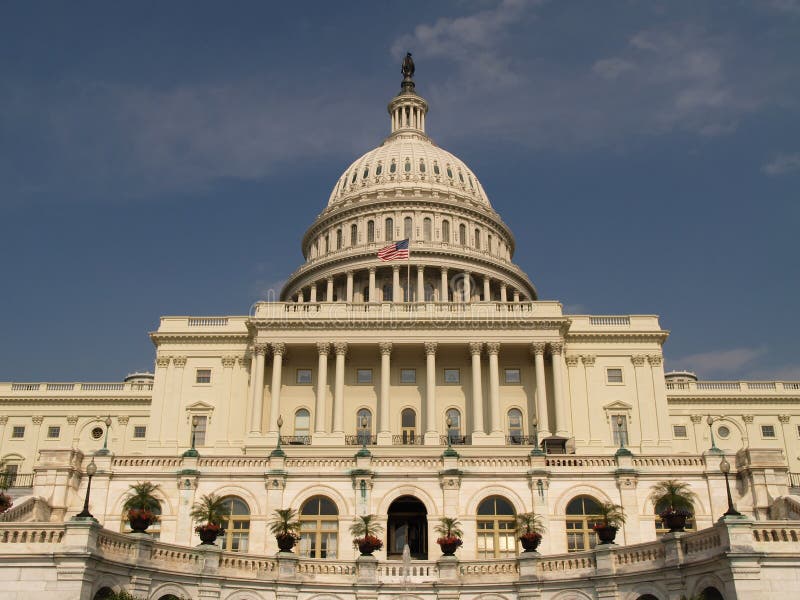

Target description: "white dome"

left=326, top=132, right=492, bottom=210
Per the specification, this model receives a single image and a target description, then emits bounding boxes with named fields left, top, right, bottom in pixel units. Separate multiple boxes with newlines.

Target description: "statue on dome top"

left=401, top=52, right=415, bottom=79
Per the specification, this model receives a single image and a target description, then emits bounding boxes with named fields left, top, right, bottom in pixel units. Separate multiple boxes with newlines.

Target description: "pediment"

left=185, top=401, right=214, bottom=412
left=602, top=400, right=632, bottom=411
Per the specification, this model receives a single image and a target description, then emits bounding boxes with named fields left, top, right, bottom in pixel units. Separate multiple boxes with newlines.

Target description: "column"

left=469, top=342, right=485, bottom=436
left=326, top=277, right=334, bottom=302
left=368, top=267, right=376, bottom=303
left=440, top=267, right=449, bottom=302
left=647, top=354, right=672, bottom=445
left=565, top=355, right=587, bottom=446
left=513, top=290, right=520, bottom=302
left=483, top=276, right=490, bottom=301
left=298, top=290, right=305, bottom=303
left=333, top=343, right=347, bottom=434
left=310, top=283, right=317, bottom=303
left=379, top=342, right=392, bottom=441
left=417, top=266, right=424, bottom=302
left=249, top=343, right=268, bottom=434
left=0, top=416, right=7, bottom=447
left=582, top=355, right=599, bottom=444
left=117, top=416, right=130, bottom=455
left=550, top=342, right=569, bottom=437
left=346, top=271, right=354, bottom=302
left=633, top=355, right=657, bottom=448
left=463, top=271, right=471, bottom=302
left=392, top=265, right=401, bottom=303
left=532, top=343, right=551, bottom=438
left=424, top=342, right=438, bottom=444
left=314, top=343, right=330, bottom=434
left=66, top=415, right=79, bottom=446
left=268, top=343, right=286, bottom=432
left=487, top=343, right=502, bottom=435
left=500, top=283, right=507, bottom=302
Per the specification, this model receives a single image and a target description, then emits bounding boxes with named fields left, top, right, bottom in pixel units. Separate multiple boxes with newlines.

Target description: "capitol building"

left=0, top=59, right=799, bottom=600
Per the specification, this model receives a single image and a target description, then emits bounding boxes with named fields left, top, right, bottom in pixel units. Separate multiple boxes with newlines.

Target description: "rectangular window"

left=761, top=425, right=776, bottom=439
left=504, top=368, right=521, bottom=384
left=11, top=426, right=25, bottom=439
left=356, top=368, right=373, bottom=384
left=47, top=426, right=61, bottom=438
left=193, top=416, right=207, bottom=446
left=443, top=368, right=460, bottom=384
left=195, top=368, right=212, bottom=384
left=672, top=425, right=688, bottom=439
left=606, top=368, right=623, bottom=384
left=133, top=426, right=147, bottom=439
left=400, top=368, right=416, bottom=384
left=296, top=369, right=312, bottom=384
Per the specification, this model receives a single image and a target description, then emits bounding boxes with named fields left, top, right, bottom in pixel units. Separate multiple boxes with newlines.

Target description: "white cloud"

left=670, top=347, right=767, bottom=377
left=762, top=153, right=800, bottom=176
left=592, top=58, right=635, bottom=80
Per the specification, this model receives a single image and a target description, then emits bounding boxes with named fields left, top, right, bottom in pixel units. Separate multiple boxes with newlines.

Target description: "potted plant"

left=650, top=480, right=698, bottom=533
left=592, top=501, right=626, bottom=544
left=434, top=517, right=464, bottom=556
left=515, top=511, right=546, bottom=552
left=121, top=482, right=161, bottom=533
left=0, top=467, right=13, bottom=515
left=190, top=493, right=228, bottom=545
left=350, top=514, right=384, bottom=556
left=269, top=508, right=301, bottom=552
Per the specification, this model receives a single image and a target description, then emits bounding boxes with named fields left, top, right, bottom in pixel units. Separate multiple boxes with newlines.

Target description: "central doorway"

left=387, top=495, right=428, bottom=559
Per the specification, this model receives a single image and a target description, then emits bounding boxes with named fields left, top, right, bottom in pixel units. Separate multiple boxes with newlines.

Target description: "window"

left=404, top=216, right=413, bottom=240
left=797, top=425, right=800, bottom=438
left=459, top=223, right=467, bottom=245
left=324, top=234, right=329, bottom=253
left=443, top=368, right=460, bottom=384
left=504, top=368, right=521, bottom=384
left=382, top=283, right=393, bottom=302
left=419, top=159, right=426, bottom=173
left=606, top=368, right=623, bottom=384
left=477, top=496, right=516, bottom=558
left=441, top=220, right=450, bottom=243
left=400, top=368, right=416, bottom=384
left=612, top=415, right=629, bottom=446
left=133, top=426, right=147, bottom=439
left=424, top=282, right=435, bottom=301
left=220, top=497, right=250, bottom=552
left=0, top=464, right=18, bottom=487
left=336, top=228, right=342, bottom=250
left=404, top=158, right=411, bottom=173
left=487, top=234, right=492, bottom=253
left=47, top=426, right=60, bottom=438
left=193, top=415, right=207, bottom=446
left=401, top=408, right=417, bottom=444
left=356, top=408, right=372, bottom=444
left=385, top=217, right=394, bottom=241
left=446, top=408, right=462, bottom=443
left=390, top=160, right=397, bottom=173
left=362, top=166, right=369, bottom=179
left=362, top=286, right=370, bottom=303
left=673, top=425, right=688, bottom=438
left=367, top=220, right=375, bottom=243
left=196, top=369, right=211, bottom=384
left=350, top=224, right=358, bottom=246
left=423, top=217, right=432, bottom=241
left=433, top=162, right=440, bottom=175
left=356, top=368, right=373, bottom=384
left=761, top=425, right=776, bottom=438
left=376, top=163, right=383, bottom=176
left=474, top=228, right=481, bottom=250
left=91, top=427, right=104, bottom=440
left=507, top=409, right=523, bottom=444
left=351, top=170, right=357, bottom=183
left=717, top=425, right=731, bottom=439
left=294, top=409, right=311, bottom=442
left=566, top=496, right=602, bottom=552
left=296, top=369, right=312, bottom=384
left=300, top=496, right=339, bottom=558
left=122, top=504, right=162, bottom=540
left=447, top=166, right=453, bottom=179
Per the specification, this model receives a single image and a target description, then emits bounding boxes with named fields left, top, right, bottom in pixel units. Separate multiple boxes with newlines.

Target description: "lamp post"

left=443, top=416, right=458, bottom=458
left=720, top=456, right=742, bottom=517
left=95, top=416, right=113, bottom=456
left=74, top=458, right=97, bottom=519
left=270, top=415, right=285, bottom=457
left=356, top=415, right=371, bottom=458
left=706, top=415, right=723, bottom=454
left=530, top=416, right=544, bottom=457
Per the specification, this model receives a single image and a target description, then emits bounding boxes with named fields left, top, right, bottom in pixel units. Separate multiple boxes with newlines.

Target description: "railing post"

left=356, top=554, right=378, bottom=583
left=199, top=543, right=222, bottom=575
left=437, top=554, right=459, bottom=581
left=277, top=550, right=299, bottom=579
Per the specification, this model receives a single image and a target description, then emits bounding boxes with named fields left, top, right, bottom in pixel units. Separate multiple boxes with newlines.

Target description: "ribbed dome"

left=326, top=132, right=492, bottom=209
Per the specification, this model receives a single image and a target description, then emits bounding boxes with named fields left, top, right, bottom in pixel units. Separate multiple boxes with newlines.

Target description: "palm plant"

left=595, top=501, right=626, bottom=528
left=649, top=480, right=698, bottom=514
left=269, top=508, right=301, bottom=537
left=122, top=482, right=162, bottom=514
left=349, top=514, right=384, bottom=538
left=190, top=493, right=228, bottom=528
left=515, top=512, right=546, bottom=537
left=434, top=517, right=463, bottom=540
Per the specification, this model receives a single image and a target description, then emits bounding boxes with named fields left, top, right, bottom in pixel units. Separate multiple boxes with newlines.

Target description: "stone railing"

left=377, top=561, right=438, bottom=581
left=665, top=380, right=800, bottom=394
left=0, top=496, right=51, bottom=523
left=1, top=381, right=154, bottom=395
left=752, top=521, right=800, bottom=548
left=0, top=523, right=65, bottom=545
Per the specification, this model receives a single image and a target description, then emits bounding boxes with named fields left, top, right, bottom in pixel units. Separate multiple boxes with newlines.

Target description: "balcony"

left=279, top=435, right=312, bottom=446
left=345, top=434, right=377, bottom=446
left=0, top=473, right=33, bottom=489
left=439, top=434, right=471, bottom=446
left=392, top=434, right=424, bottom=445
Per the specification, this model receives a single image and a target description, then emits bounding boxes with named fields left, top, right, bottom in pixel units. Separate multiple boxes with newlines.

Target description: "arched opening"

left=93, top=588, right=114, bottom=600
left=477, top=496, right=516, bottom=558
left=299, top=495, right=339, bottom=558
left=655, top=498, right=695, bottom=534
left=387, top=495, right=428, bottom=559
left=459, top=223, right=467, bottom=245
left=350, top=223, right=358, bottom=246
left=446, top=408, right=463, bottom=444
left=367, top=220, right=375, bottom=243
left=404, top=216, right=413, bottom=240
left=401, top=408, right=417, bottom=444
left=636, top=595, right=659, bottom=600
left=357, top=408, right=373, bottom=444
left=566, top=495, right=602, bottom=552
left=507, top=408, right=523, bottom=444
left=294, top=409, right=311, bottom=443
left=699, top=587, right=725, bottom=600
left=424, top=282, right=435, bottom=301
left=423, top=217, right=432, bottom=241
left=385, top=217, right=394, bottom=241
left=441, top=219, right=450, bottom=243
left=158, top=596, right=182, bottom=600
left=336, top=228, right=342, bottom=250
left=220, top=496, right=250, bottom=552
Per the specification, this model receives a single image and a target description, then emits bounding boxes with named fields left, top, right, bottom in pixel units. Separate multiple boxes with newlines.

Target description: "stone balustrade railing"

left=1, top=381, right=154, bottom=395
left=665, top=380, right=800, bottom=393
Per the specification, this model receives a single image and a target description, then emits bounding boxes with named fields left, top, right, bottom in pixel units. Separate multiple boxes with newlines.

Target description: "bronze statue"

left=401, top=52, right=415, bottom=79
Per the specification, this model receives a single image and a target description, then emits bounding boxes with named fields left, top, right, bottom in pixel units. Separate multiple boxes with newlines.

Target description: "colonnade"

left=247, top=340, right=569, bottom=444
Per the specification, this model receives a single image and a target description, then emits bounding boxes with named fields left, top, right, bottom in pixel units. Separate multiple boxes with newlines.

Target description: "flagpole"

left=406, top=239, right=411, bottom=302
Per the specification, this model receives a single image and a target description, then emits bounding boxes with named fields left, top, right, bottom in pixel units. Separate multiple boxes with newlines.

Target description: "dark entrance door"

left=387, top=495, right=428, bottom=559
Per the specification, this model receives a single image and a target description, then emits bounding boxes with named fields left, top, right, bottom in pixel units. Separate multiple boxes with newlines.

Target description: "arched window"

left=459, top=224, right=467, bottom=246
left=220, top=496, right=250, bottom=552
left=487, top=234, right=493, bottom=253
left=336, top=229, right=342, bottom=250
left=401, top=408, right=417, bottom=444
left=362, top=166, right=369, bottom=179
left=93, top=588, right=114, bottom=600
left=357, top=408, right=373, bottom=444
left=294, top=409, right=311, bottom=443
left=367, top=220, right=375, bottom=243
left=447, top=166, right=453, bottom=179
left=350, top=223, right=358, bottom=246
left=433, top=162, right=440, bottom=175
left=299, top=496, right=339, bottom=558
left=121, top=504, right=162, bottom=539
left=655, top=499, right=695, bottom=534
left=507, top=409, right=523, bottom=444
left=423, top=217, right=432, bottom=241
left=324, top=234, right=329, bottom=254
left=362, top=286, right=370, bottom=303
left=566, top=495, right=602, bottom=552
left=477, top=496, right=516, bottom=558
left=404, top=158, right=411, bottom=173
left=474, top=228, right=481, bottom=250
left=424, top=282, right=435, bottom=301
left=351, top=171, right=357, bottom=184
left=382, top=283, right=393, bottom=302
left=446, top=408, right=462, bottom=444
left=441, top=220, right=450, bottom=243
left=390, top=160, right=397, bottom=174
left=404, top=216, right=413, bottom=240
left=385, top=218, right=394, bottom=241
left=419, top=159, right=426, bottom=173
left=376, top=163, right=383, bottom=176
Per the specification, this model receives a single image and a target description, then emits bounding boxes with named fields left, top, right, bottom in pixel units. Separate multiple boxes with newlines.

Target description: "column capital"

left=0, top=416, right=7, bottom=426
left=647, top=354, right=663, bottom=367
left=549, top=342, right=563, bottom=355
left=326, top=275, right=334, bottom=283
left=392, top=264, right=400, bottom=272
left=468, top=341, right=483, bottom=356
left=316, top=342, right=331, bottom=356
left=379, top=341, right=393, bottom=356
left=66, top=415, right=79, bottom=425
left=778, top=414, right=791, bottom=424
left=565, top=355, right=580, bottom=367
left=271, top=342, right=287, bottom=356
left=486, top=342, right=501, bottom=356
left=690, top=415, right=703, bottom=424
left=581, top=354, right=596, bottom=366
left=531, top=342, right=547, bottom=356
left=368, top=266, right=376, bottom=274
left=424, top=341, right=438, bottom=355
left=117, top=415, right=130, bottom=425
left=156, top=356, right=171, bottom=368
left=742, top=414, right=754, bottom=424
left=334, top=342, right=349, bottom=356
left=173, top=356, right=187, bottom=368
left=221, top=355, right=236, bottom=368
left=32, top=415, right=44, bottom=425
left=631, top=354, right=647, bottom=367
left=440, top=266, right=448, bottom=274
left=346, top=269, right=354, bottom=276
left=417, top=265, right=424, bottom=272
left=253, top=343, right=269, bottom=356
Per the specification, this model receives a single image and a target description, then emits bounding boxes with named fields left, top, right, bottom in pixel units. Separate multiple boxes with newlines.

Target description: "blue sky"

left=1, top=0, right=798, bottom=381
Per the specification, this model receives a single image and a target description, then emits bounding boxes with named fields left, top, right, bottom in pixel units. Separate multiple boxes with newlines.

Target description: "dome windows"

left=404, top=159, right=411, bottom=173
left=459, top=172, right=465, bottom=184
left=385, top=217, right=394, bottom=241
left=433, top=162, right=440, bottom=175
left=446, top=166, right=453, bottom=179
left=390, top=160, right=397, bottom=174
left=441, top=220, right=450, bottom=243
left=376, top=163, right=383, bottom=176
left=351, top=171, right=358, bottom=184
left=362, top=166, right=369, bottom=179
left=367, top=220, right=375, bottom=243
left=419, top=160, right=426, bottom=173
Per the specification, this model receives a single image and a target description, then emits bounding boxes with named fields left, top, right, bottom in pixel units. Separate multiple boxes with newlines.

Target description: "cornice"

left=565, top=332, right=670, bottom=343
left=0, top=397, right=152, bottom=405
left=149, top=333, right=250, bottom=346
left=667, top=396, right=800, bottom=405
left=249, top=317, right=570, bottom=333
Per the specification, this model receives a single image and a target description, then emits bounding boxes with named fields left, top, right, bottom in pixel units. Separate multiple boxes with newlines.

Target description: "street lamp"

left=74, top=458, right=97, bottom=519
left=356, top=415, right=372, bottom=458
left=720, top=456, right=742, bottom=517
left=706, top=415, right=723, bottom=454
left=271, top=416, right=286, bottom=458
left=443, top=416, right=458, bottom=458
left=530, top=416, right=544, bottom=457
left=95, top=416, right=113, bottom=456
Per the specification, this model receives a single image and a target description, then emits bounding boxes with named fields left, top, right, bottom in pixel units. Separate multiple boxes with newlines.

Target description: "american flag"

left=377, top=239, right=410, bottom=261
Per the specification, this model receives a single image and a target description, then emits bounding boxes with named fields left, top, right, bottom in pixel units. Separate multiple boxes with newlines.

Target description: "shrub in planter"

left=350, top=514, right=384, bottom=556
left=0, top=492, right=13, bottom=515
left=195, top=522, right=224, bottom=545
left=190, top=493, right=228, bottom=545
left=434, top=517, right=464, bottom=555
left=593, top=502, right=626, bottom=545
left=650, top=480, right=698, bottom=533
left=269, top=508, right=302, bottom=552
left=121, top=482, right=162, bottom=533
left=515, top=512, right=545, bottom=552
